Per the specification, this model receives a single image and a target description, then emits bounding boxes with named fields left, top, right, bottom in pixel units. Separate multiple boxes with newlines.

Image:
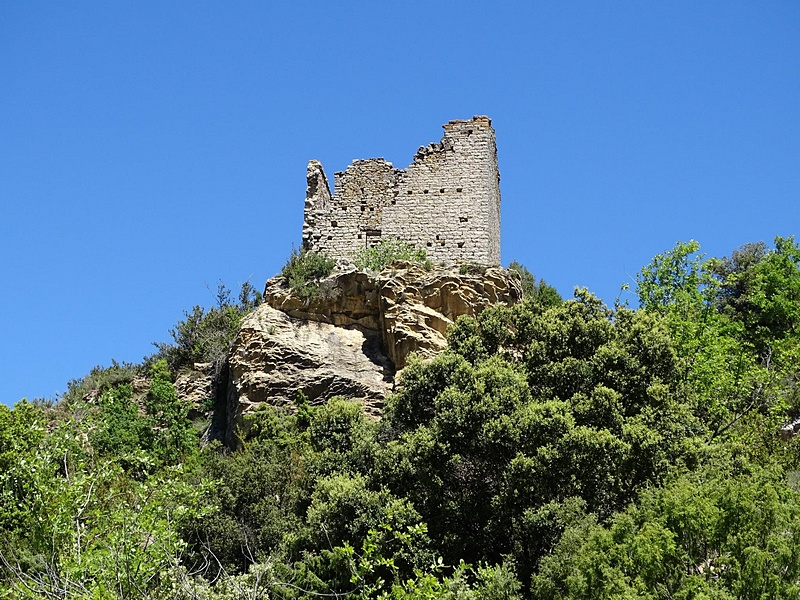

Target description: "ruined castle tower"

left=302, top=116, right=501, bottom=265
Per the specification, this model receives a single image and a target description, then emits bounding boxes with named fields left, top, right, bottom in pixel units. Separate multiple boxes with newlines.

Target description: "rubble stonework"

left=302, top=116, right=501, bottom=265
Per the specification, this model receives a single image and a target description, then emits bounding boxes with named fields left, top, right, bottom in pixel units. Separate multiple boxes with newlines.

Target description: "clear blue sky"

left=2, top=2, right=798, bottom=405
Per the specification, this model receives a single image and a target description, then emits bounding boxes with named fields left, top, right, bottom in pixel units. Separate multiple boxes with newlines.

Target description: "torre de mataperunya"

left=301, top=116, right=501, bottom=265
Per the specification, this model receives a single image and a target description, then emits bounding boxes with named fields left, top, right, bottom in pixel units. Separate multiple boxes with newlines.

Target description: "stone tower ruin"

left=301, top=116, right=501, bottom=265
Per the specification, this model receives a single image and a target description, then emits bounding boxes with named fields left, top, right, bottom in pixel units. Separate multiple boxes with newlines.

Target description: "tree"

left=711, top=236, right=800, bottom=350
left=533, top=465, right=800, bottom=600
left=636, top=239, right=800, bottom=441
left=154, top=280, right=262, bottom=373
left=508, top=260, right=562, bottom=307
left=0, top=401, right=47, bottom=544
left=379, top=290, right=703, bottom=585
left=635, top=240, right=712, bottom=315
left=146, top=359, right=197, bottom=467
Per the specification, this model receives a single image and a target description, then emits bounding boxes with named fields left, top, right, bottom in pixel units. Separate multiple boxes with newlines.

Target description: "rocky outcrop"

left=225, top=262, right=521, bottom=441
left=377, top=263, right=522, bottom=367
left=264, top=268, right=380, bottom=330
left=263, top=261, right=521, bottom=368
left=225, top=303, right=392, bottom=442
left=174, top=362, right=216, bottom=416
left=780, top=416, right=800, bottom=440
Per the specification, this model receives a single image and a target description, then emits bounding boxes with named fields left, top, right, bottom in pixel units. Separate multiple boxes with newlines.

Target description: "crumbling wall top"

left=301, top=116, right=501, bottom=265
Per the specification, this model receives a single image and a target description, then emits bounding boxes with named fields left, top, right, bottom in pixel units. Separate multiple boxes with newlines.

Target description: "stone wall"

left=302, top=116, right=501, bottom=265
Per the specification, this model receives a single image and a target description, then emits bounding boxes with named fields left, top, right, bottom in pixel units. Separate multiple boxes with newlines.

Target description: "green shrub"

left=89, top=382, right=153, bottom=473
left=88, top=360, right=197, bottom=475
left=281, top=246, right=336, bottom=300
left=61, top=361, right=141, bottom=407
left=459, top=262, right=488, bottom=275
left=354, top=237, right=429, bottom=272
left=153, top=281, right=262, bottom=373
left=508, top=259, right=562, bottom=306
left=146, top=359, right=197, bottom=467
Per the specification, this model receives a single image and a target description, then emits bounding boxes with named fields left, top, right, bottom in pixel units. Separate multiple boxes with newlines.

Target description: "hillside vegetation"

left=1, top=237, right=800, bottom=599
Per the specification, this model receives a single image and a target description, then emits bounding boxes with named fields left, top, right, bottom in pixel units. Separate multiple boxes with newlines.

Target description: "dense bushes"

left=533, top=464, right=800, bottom=599
left=154, top=281, right=262, bottom=374
left=281, top=246, right=336, bottom=299
left=379, top=292, right=704, bottom=584
left=2, top=237, right=800, bottom=598
left=508, top=259, right=562, bottom=306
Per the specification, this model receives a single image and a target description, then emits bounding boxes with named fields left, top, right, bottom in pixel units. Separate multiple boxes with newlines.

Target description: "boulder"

left=225, top=304, right=392, bottom=443
left=225, top=262, right=521, bottom=440
left=263, top=261, right=521, bottom=369
left=263, top=267, right=380, bottom=330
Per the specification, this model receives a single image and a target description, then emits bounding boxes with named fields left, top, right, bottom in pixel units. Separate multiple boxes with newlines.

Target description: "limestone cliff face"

left=225, top=304, right=392, bottom=442
left=224, top=262, right=521, bottom=443
left=377, top=263, right=522, bottom=368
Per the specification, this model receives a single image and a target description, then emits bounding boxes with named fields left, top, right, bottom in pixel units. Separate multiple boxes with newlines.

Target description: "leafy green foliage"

left=281, top=246, right=336, bottom=299
left=145, top=359, right=198, bottom=466
left=0, top=401, right=47, bottom=538
left=508, top=260, right=562, bottom=307
left=712, top=235, right=800, bottom=349
left=0, top=393, right=211, bottom=599
left=154, top=280, right=262, bottom=373
left=636, top=238, right=800, bottom=440
left=59, top=360, right=141, bottom=408
left=533, top=464, right=800, bottom=600
left=88, top=359, right=197, bottom=477
left=4, top=237, right=800, bottom=598
left=89, top=382, right=154, bottom=473
left=379, top=291, right=704, bottom=584
left=354, top=237, right=430, bottom=272
left=635, top=239, right=712, bottom=314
